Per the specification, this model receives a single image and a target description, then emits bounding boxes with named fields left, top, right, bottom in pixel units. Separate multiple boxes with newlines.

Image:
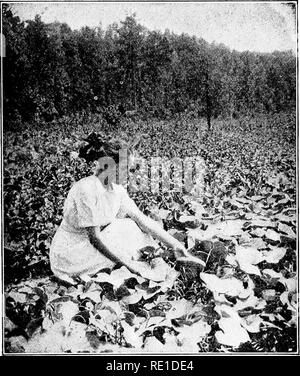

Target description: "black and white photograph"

left=1, top=1, right=298, bottom=356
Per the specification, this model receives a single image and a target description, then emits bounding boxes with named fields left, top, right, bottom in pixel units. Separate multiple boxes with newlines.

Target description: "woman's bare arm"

left=87, top=226, right=142, bottom=274
left=129, top=211, right=206, bottom=267
left=128, top=209, right=188, bottom=258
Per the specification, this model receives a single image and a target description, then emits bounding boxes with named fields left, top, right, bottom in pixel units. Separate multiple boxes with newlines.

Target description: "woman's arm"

left=129, top=211, right=206, bottom=267
left=128, top=209, right=188, bottom=258
left=119, top=188, right=205, bottom=267
left=87, top=226, right=142, bottom=275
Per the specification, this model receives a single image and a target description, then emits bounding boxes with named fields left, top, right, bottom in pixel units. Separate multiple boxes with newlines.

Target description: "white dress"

left=50, top=175, right=156, bottom=281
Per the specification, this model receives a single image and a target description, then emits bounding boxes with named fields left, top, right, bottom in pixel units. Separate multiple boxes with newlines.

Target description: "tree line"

left=2, top=4, right=296, bottom=128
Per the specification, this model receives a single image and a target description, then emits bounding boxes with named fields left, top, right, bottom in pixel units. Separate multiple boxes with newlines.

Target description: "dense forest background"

left=3, top=4, right=296, bottom=128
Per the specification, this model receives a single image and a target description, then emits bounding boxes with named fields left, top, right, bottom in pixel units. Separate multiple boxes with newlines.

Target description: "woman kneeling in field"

left=50, top=133, right=204, bottom=284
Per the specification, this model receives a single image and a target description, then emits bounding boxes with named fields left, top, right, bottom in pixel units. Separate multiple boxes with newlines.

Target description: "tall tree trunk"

left=205, top=74, right=212, bottom=131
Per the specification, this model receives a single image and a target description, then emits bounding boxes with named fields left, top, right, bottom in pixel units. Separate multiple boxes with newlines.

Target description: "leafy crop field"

left=3, top=112, right=297, bottom=353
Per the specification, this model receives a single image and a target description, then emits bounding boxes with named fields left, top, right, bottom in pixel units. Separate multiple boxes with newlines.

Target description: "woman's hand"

left=176, top=254, right=206, bottom=269
left=87, top=226, right=163, bottom=280
left=173, top=244, right=206, bottom=269
left=123, top=262, right=142, bottom=276
left=173, top=243, right=189, bottom=259
left=129, top=260, right=166, bottom=282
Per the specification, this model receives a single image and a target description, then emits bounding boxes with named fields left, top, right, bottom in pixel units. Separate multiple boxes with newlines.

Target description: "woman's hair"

left=79, top=131, right=148, bottom=165
left=78, top=132, right=124, bottom=164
